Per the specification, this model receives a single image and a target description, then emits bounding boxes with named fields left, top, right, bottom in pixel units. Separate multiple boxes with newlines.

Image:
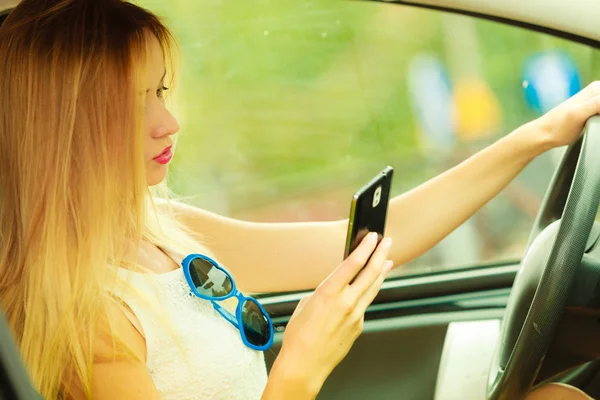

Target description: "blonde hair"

left=0, top=0, right=199, bottom=397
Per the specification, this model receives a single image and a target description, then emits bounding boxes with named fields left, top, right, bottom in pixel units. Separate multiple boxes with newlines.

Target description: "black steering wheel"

left=487, top=115, right=600, bottom=399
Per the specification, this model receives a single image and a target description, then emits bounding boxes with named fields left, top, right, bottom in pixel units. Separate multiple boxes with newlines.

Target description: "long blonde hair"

left=0, top=0, right=198, bottom=397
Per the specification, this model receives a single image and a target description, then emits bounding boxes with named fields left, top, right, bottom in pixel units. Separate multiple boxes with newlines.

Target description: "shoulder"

left=65, top=299, right=160, bottom=399
left=152, top=196, right=242, bottom=230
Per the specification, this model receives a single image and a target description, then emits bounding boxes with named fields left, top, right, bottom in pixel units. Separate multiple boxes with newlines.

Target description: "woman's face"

left=143, top=35, right=180, bottom=186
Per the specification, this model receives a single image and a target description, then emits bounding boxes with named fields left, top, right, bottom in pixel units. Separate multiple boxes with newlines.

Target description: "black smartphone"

left=344, top=166, right=394, bottom=259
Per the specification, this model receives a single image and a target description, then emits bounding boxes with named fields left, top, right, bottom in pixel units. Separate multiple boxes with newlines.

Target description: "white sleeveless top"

left=112, top=250, right=268, bottom=400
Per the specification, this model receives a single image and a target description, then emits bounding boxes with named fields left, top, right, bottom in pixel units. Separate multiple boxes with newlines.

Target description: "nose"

left=151, top=106, right=180, bottom=138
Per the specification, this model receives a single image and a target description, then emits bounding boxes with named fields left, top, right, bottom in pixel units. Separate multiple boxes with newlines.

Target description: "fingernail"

left=382, top=238, right=392, bottom=249
left=368, top=232, right=378, bottom=244
left=384, top=260, right=394, bottom=273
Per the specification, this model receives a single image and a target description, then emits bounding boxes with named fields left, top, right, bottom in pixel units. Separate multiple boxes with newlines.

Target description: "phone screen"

left=344, top=166, right=394, bottom=259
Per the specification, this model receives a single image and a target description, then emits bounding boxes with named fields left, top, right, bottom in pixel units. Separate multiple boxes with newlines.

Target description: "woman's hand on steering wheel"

left=532, top=81, right=600, bottom=149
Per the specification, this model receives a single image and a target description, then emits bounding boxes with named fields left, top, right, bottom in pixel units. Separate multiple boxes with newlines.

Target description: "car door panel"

left=260, top=266, right=513, bottom=399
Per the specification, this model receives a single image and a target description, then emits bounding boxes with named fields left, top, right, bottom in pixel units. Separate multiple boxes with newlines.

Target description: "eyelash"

left=156, top=86, right=169, bottom=99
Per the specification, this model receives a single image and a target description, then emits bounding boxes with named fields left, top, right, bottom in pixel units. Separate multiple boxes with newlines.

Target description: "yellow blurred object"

left=453, top=77, right=502, bottom=141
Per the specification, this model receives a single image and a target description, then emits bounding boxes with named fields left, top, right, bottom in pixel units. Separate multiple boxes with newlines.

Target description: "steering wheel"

left=487, top=115, right=600, bottom=399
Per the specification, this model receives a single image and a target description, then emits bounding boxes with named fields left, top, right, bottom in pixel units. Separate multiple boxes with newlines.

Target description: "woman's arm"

left=166, top=123, right=544, bottom=293
left=384, top=121, right=544, bottom=265
left=168, top=83, right=600, bottom=293
left=65, top=302, right=161, bottom=399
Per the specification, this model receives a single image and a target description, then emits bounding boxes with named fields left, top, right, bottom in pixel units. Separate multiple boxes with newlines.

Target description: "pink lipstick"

left=153, top=146, right=173, bottom=165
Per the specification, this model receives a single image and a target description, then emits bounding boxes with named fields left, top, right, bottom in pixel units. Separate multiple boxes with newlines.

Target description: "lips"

left=153, top=145, right=173, bottom=165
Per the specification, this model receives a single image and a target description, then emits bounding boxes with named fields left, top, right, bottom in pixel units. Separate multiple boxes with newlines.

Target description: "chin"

left=146, top=171, right=168, bottom=187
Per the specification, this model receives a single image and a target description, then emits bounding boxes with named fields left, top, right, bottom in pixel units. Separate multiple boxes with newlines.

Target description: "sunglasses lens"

left=241, top=298, right=271, bottom=347
left=189, top=258, right=233, bottom=298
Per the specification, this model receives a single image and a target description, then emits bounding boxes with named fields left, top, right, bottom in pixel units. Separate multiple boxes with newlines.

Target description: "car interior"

left=1, top=0, right=600, bottom=399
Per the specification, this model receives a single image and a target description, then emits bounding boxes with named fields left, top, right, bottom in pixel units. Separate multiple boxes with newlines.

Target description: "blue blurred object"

left=522, top=51, right=581, bottom=114
left=407, top=53, right=455, bottom=151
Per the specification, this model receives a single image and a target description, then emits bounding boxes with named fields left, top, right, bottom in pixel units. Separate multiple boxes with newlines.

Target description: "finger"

left=573, top=94, right=600, bottom=122
left=321, top=232, right=379, bottom=292
left=581, top=81, right=600, bottom=100
left=355, top=260, right=393, bottom=312
left=296, top=294, right=309, bottom=310
left=347, top=237, right=392, bottom=298
left=563, top=81, right=600, bottom=106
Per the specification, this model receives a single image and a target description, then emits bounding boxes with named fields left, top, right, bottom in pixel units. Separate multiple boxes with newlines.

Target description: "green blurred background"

left=138, top=0, right=599, bottom=276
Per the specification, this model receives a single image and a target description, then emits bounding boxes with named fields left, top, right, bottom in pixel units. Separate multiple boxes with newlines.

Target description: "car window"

left=140, top=0, right=599, bottom=277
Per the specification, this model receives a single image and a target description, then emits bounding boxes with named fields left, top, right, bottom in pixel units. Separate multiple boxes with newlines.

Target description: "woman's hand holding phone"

left=263, top=232, right=393, bottom=400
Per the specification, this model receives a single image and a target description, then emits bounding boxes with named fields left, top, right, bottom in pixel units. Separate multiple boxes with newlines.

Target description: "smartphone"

left=344, top=166, right=394, bottom=259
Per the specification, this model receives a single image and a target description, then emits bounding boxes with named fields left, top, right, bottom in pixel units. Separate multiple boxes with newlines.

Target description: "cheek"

left=143, top=134, right=155, bottom=163
left=144, top=105, right=157, bottom=162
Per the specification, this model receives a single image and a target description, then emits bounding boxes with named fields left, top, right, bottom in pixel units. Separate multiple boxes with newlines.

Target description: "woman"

left=0, top=0, right=598, bottom=399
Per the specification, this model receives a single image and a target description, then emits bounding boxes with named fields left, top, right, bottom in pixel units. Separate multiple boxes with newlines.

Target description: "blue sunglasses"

left=181, top=254, right=274, bottom=351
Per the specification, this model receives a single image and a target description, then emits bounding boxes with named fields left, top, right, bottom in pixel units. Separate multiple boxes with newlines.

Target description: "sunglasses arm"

left=211, top=301, right=239, bottom=329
